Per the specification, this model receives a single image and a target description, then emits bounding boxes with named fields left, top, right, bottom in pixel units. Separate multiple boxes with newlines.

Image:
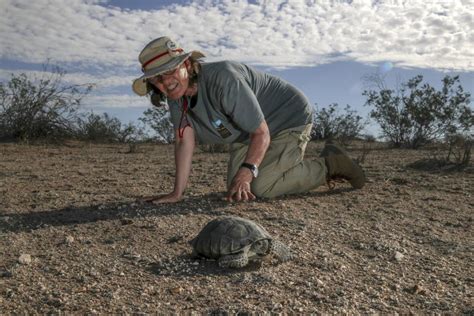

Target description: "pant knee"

left=251, top=182, right=278, bottom=199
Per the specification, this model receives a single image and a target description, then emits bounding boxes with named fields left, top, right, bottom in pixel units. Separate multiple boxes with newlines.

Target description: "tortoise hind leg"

left=270, top=240, right=293, bottom=262
left=218, top=252, right=249, bottom=268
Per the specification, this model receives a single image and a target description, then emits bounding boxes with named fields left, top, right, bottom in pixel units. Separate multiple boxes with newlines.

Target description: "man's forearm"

left=244, top=121, right=270, bottom=167
left=173, top=129, right=195, bottom=196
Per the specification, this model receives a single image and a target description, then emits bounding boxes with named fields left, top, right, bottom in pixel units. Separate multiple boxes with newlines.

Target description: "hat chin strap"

left=141, top=49, right=184, bottom=72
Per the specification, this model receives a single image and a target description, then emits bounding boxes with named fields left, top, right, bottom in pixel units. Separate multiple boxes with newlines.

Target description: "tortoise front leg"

left=218, top=252, right=249, bottom=268
left=270, top=240, right=293, bottom=262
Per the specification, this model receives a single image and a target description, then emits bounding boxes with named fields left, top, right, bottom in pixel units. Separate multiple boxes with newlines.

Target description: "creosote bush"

left=140, top=104, right=174, bottom=144
left=0, top=66, right=148, bottom=144
left=75, top=112, right=145, bottom=143
left=0, top=65, right=93, bottom=142
left=445, top=133, right=472, bottom=166
left=363, top=75, right=472, bottom=149
left=311, top=103, right=367, bottom=144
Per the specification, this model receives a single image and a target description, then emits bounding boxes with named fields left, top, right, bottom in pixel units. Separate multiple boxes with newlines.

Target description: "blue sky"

left=1, top=0, right=473, bottom=136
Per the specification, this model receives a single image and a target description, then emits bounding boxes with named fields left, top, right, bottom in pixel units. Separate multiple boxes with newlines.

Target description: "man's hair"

left=148, top=56, right=202, bottom=107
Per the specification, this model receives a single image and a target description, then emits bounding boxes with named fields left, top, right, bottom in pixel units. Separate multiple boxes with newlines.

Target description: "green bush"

left=0, top=66, right=93, bottom=142
left=75, top=112, right=145, bottom=143
left=363, top=75, right=472, bottom=148
left=311, top=103, right=367, bottom=144
left=139, top=104, right=174, bottom=144
left=445, top=133, right=472, bottom=166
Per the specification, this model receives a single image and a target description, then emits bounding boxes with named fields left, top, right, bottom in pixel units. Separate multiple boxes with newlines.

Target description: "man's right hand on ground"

left=138, top=192, right=183, bottom=204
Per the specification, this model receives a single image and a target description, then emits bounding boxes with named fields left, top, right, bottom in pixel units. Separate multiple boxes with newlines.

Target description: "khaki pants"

left=227, top=124, right=327, bottom=198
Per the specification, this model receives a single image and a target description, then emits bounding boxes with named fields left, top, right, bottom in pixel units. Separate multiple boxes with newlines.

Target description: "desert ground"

left=0, top=141, right=472, bottom=314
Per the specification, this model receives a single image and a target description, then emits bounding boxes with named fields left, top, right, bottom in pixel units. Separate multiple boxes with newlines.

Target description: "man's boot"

left=320, top=140, right=366, bottom=189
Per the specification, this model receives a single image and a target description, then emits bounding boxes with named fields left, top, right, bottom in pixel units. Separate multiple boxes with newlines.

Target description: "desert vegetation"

left=1, top=67, right=471, bottom=156
left=0, top=67, right=472, bottom=313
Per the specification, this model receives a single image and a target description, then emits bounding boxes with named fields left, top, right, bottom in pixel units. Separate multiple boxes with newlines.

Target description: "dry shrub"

left=356, top=142, right=373, bottom=164
left=199, top=143, right=228, bottom=153
left=446, top=134, right=472, bottom=166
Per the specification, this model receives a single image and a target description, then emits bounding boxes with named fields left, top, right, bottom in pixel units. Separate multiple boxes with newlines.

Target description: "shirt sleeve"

left=215, top=67, right=264, bottom=133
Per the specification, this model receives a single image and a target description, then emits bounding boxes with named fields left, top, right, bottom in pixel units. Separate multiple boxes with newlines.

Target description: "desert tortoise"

left=190, top=216, right=292, bottom=268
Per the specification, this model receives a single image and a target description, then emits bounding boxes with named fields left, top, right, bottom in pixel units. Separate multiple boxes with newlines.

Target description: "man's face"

left=148, top=61, right=190, bottom=100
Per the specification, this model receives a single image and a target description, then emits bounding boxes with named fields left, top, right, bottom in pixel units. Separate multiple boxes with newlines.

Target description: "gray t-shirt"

left=169, top=61, right=313, bottom=144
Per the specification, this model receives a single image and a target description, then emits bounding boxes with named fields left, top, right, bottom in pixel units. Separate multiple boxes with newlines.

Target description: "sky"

left=1, top=0, right=473, bottom=136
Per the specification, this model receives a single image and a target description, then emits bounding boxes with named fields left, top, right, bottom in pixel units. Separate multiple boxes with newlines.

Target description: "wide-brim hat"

left=132, top=36, right=205, bottom=96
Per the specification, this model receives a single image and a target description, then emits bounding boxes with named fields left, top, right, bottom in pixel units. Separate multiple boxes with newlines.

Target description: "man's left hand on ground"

left=226, top=168, right=256, bottom=202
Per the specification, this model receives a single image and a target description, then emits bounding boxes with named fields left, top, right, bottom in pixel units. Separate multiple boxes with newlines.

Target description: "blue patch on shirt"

left=212, top=119, right=232, bottom=138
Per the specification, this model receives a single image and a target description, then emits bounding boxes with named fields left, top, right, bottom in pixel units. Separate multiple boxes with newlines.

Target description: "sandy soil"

left=0, top=141, right=472, bottom=314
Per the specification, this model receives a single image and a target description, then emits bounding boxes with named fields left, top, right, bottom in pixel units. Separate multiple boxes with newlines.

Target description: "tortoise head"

left=248, top=239, right=271, bottom=259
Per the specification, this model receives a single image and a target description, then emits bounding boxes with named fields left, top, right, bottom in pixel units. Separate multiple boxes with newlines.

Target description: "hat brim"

left=132, top=51, right=205, bottom=96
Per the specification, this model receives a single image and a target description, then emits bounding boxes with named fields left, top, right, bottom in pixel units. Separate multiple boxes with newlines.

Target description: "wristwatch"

left=241, top=162, right=259, bottom=178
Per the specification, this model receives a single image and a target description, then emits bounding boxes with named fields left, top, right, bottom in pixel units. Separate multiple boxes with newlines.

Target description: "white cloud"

left=83, top=94, right=150, bottom=109
left=0, top=0, right=472, bottom=72
left=0, top=0, right=472, bottom=111
left=0, top=68, right=134, bottom=89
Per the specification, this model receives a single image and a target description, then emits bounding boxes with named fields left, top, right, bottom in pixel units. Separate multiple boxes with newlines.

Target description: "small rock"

left=75, top=274, right=87, bottom=283
left=411, top=284, right=426, bottom=295
left=167, top=235, right=183, bottom=243
left=271, top=302, right=283, bottom=311
left=47, top=297, right=63, bottom=307
left=169, top=287, right=183, bottom=295
left=122, top=251, right=141, bottom=260
left=18, top=254, right=32, bottom=265
left=65, top=235, right=74, bottom=244
left=5, top=288, right=14, bottom=298
left=0, top=270, right=13, bottom=278
left=394, top=251, right=404, bottom=262
left=121, top=218, right=133, bottom=225
left=316, top=278, right=325, bottom=287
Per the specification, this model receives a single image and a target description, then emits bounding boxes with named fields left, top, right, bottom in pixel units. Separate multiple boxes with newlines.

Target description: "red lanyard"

left=178, top=97, right=190, bottom=139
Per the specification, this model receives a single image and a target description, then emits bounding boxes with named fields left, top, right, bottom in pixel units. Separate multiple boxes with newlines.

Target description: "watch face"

left=241, top=163, right=258, bottom=178
left=253, top=167, right=258, bottom=178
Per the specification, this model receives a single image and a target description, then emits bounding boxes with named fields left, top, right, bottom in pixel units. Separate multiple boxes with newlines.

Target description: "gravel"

left=0, top=142, right=472, bottom=313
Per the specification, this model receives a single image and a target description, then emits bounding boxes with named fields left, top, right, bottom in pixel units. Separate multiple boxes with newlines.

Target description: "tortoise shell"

left=191, top=216, right=272, bottom=259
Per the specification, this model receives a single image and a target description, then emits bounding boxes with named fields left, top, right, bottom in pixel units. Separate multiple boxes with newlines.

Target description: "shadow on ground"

left=406, top=158, right=472, bottom=173
left=0, top=188, right=352, bottom=234
left=0, top=193, right=228, bottom=233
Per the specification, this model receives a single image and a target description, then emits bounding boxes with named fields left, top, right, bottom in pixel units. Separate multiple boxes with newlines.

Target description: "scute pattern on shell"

left=191, top=216, right=271, bottom=259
